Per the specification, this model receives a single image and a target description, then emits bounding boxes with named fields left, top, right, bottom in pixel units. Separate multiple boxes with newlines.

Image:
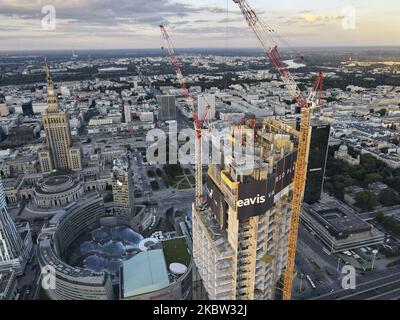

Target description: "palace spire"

left=44, top=58, right=59, bottom=111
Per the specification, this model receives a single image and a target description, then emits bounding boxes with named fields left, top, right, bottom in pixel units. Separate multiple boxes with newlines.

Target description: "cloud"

left=1, top=1, right=397, bottom=50
left=217, top=17, right=244, bottom=24
left=296, top=11, right=342, bottom=25
left=0, top=0, right=233, bottom=48
left=175, top=25, right=245, bottom=34
left=0, top=0, right=225, bottom=26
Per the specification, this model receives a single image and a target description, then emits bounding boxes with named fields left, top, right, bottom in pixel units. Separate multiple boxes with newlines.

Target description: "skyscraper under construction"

left=192, top=119, right=299, bottom=300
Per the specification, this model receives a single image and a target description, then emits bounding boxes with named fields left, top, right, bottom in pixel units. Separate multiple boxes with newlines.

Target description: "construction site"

left=159, top=0, right=325, bottom=300
left=193, top=119, right=298, bottom=300
left=1, top=0, right=400, bottom=307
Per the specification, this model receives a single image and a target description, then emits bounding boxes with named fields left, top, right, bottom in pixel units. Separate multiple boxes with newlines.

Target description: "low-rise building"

left=301, top=200, right=385, bottom=252
left=334, top=144, right=360, bottom=165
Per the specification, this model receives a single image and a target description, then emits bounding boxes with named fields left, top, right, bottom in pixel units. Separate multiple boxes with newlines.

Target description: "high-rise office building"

left=157, top=95, right=176, bottom=121
left=193, top=119, right=298, bottom=300
left=303, top=121, right=330, bottom=204
left=112, top=158, right=135, bottom=223
left=198, top=94, right=216, bottom=121
left=40, top=59, right=82, bottom=172
left=0, top=177, right=29, bottom=275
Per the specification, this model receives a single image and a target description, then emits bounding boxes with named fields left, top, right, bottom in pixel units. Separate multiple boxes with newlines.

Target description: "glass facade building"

left=303, top=122, right=331, bottom=204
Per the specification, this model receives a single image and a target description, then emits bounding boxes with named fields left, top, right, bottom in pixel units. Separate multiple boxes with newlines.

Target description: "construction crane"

left=160, top=25, right=211, bottom=206
left=233, top=0, right=323, bottom=300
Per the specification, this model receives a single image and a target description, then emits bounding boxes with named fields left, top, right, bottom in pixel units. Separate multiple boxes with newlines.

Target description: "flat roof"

left=122, top=249, right=169, bottom=298
left=304, top=201, right=371, bottom=239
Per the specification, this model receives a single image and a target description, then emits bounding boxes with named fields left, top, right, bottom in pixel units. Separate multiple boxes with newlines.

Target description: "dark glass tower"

left=303, top=121, right=331, bottom=204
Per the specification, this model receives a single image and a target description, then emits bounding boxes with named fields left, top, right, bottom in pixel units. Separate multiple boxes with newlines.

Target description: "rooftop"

left=34, top=172, right=80, bottom=195
left=304, top=201, right=372, bottom=239
left=161, top=237, right=191, bottom=267
left=122, top=249, right=170, bottom=298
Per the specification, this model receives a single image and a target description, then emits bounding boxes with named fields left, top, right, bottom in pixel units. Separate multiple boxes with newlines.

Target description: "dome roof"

left=35, top=174, right=80, bottom=195
left=139, top=238, right=159, bottom=251
left=169, top=263, right=187, bottom=275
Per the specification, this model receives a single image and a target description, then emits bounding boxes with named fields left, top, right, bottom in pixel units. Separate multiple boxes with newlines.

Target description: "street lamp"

left=299, top=274, right=304, bottom=293
left=371, top=249, right=378, bottom=271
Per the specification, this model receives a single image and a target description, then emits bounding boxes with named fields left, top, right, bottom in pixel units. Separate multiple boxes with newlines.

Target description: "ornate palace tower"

left=40, top=59, right=81, bottom=172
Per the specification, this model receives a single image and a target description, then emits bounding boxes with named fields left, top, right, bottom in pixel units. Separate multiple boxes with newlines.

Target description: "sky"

left=0, top=0, right=399, bottom=51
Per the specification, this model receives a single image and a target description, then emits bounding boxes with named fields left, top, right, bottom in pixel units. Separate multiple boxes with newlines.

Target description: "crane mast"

left=233, top=0, right=323, bottom=300
left=160, top=25, right=210, bottom=206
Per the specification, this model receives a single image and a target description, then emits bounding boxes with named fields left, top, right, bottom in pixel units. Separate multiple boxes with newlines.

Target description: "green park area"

left=162, top=237, right=191, bottom=267
left=160, top=164, right=195, bottom=190
left=324, top=146, right=400, bottom=211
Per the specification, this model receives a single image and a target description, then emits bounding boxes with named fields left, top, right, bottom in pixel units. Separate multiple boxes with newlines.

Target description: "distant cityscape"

left=1, top=1, right=400, bottom=303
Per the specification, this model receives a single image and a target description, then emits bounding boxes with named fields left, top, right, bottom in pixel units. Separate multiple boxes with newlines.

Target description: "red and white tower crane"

left=233, top=0, right=323, bottom=300
left=160, top=25, right=211, bottom=206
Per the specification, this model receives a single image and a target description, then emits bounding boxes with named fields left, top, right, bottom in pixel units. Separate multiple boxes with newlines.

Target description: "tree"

left=125, top=144, right=133, bottom=152
left=332, top=180, right=347, bottom=200
left=347, top=146, right=360, bottom=159
left=386, top=176, right=400, bottom=194
left=378, top=215, right=400, bottom=237
left=376, top=211, right=385, bottom=223
left=355, top=190, right=378, bottom=211
left=378, top=108, right=387, bottom=117
left=147, top=170, right=156, bottom=178
left=163, top=164, right=183, bottom=178
left=378, top=188, right=400, bottom=207
left=364, top=173, right=383, bottom=186
left=380, top=147, right=389, bottom=154
left=352, top=168, right=366, bottom=181
left=323, top=181, right=333, bottom=194
left=391, top=137, right=399, bottom=145
left=360, top=154, right=378, bottom=172
left=156, top=168, right=163, bottom=177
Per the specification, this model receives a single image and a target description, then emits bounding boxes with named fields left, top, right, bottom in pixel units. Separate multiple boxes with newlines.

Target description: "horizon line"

left=1, top=45, right=400, bottom=54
